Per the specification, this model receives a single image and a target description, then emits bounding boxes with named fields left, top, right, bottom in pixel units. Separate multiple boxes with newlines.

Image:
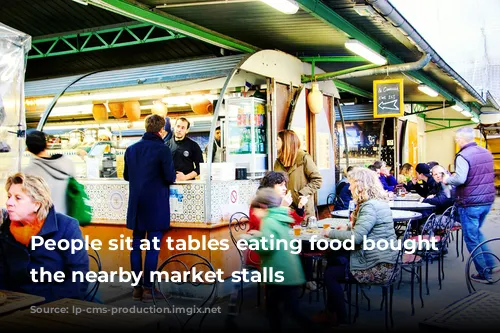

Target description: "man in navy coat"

left=124, top=114, right=176, bottom=302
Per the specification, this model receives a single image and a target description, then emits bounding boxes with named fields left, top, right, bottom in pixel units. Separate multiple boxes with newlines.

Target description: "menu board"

left=373, top=79, right=404, bottom=118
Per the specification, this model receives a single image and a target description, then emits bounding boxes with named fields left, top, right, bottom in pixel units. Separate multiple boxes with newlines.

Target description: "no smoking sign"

left=228, top=187, right=239, bottom=205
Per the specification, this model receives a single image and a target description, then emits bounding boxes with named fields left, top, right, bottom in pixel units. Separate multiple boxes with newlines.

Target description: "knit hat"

left=415, top=163, right=431, bottom=177
left=26, top=130, right=47, bottom=155
left=251, top=188, right=282, bottom=209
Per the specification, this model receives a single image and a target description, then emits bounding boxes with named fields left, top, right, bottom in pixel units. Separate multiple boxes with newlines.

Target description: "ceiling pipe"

left=333, top=53, right=430, bottom=80
left=365, top=0, right=486, bottom=105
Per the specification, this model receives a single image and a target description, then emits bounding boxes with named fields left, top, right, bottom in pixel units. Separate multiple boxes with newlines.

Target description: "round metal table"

left=331, top=209, right=422, bottom=222
left=393, top=194, right=422, bottom=202
left=388, top=201, right=435, bottom=211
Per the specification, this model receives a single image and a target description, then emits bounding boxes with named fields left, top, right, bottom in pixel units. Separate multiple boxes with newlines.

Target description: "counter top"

left=91, top=219, right=230, bottom=229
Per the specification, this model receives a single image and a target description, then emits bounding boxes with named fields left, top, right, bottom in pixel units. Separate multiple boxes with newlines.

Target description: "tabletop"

left=289, top=218, right=349, bottom=241
left=0, top=290, right=45, bottom=316
left=419, top=290, right=500, bottom=330
left=331, top=209, right=422, bottom=222
left=388, top=201, right=435, bottom=211
left=0, top=298, right=163, bottom=330
left=393, top=193, right=422, bottom=201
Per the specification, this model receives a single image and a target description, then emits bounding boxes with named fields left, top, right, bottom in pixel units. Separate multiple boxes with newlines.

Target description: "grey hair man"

left=443, top=127, right=496, bottom=283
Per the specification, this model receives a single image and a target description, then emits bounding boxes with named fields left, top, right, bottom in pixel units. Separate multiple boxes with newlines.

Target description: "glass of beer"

left=293, top=225, right=301, bottom=236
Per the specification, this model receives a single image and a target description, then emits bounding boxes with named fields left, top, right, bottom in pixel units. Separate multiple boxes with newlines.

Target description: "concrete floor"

left=100, top=199, right=500, bottom=332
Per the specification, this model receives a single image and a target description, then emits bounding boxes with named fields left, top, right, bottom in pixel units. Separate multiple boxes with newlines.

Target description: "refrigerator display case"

left=225, top=97, right=267, bottom=178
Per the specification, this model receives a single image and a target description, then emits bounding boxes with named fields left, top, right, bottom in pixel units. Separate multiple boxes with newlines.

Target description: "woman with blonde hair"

left=0, top=173, right=89, bottom=302
left=317, top=167, right=398, bottom=325
left=398, top=163, right=414, bottom=185
left=274, top=130, right=322, bottom=218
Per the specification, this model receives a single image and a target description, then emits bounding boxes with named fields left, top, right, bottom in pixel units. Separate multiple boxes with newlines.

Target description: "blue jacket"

left=124, top=132, right=176, bottom=231
left=379, top=175, right=398, bottom=192
left=423, top=183, right=455, bottom=215
left=333, top=180, right=352, bottom=211
left=0, top=207, right=89, bottom=303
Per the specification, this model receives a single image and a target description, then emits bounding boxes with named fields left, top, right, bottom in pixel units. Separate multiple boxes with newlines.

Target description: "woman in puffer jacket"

left=316, top=167, right=398, bottom=326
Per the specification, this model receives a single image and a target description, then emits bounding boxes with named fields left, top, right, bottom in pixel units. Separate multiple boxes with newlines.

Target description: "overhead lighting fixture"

left=461, top=110, right=472, bottom=118
left=72, top=0, right=88, bottom=5
left=344, top=40, right=387, bottom=65
left=471, top=117, right=480, bottom=123
left=260, top=0, right=299, bottom=14
left=451, top=104, right=463, bottom=112
left=417, top=84, right=439, bottom=97
left=353, top=5, right=377, bottom=16
left=31, top=88, right=171, bottom=106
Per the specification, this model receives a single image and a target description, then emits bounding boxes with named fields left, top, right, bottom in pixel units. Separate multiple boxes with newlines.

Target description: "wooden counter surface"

left=81, top=220, right=241, bottom=279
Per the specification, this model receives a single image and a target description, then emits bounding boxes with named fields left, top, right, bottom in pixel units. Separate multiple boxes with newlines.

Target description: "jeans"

left=323, top=254, right=349, bottom=321
left=458, top=205, right=495, bottom=275
left=130, top=230, right=164, bottom=289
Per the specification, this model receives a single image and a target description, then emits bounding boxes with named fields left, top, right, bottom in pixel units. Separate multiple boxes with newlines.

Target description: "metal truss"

left=29, top=22, right=185, bottom=59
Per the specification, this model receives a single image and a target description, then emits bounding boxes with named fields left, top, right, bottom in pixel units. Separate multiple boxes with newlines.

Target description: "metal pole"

left=37, top=71, right=101, bottom=131
left=205, top=54, right=252, bottom=223
left=378, top=118, right=386, bottom=161
left=336, top=99, right=349, bottom=168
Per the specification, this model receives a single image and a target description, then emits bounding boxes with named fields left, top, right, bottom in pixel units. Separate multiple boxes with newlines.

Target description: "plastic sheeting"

left=0, top=22, right=31, bottom=201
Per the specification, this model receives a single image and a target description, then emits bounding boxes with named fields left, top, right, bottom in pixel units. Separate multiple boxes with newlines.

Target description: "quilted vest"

left=455, top=142, right=495, bottom=207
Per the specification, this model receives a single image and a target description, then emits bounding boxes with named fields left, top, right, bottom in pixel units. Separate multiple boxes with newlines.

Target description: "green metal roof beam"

left=29, top=23, right=184, bottom=59
left=91, top=0, right=257, bottom=53
left=296, top=0, right=473, bottom=112
left=333, top=79, right=373, bottom=99
left=300, top=56, right=367, bottom=62
left=302, top=64, right=378, bottom=83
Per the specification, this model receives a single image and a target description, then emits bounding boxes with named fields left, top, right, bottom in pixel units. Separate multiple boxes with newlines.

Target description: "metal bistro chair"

left=326, top=193, right=336, bottom=215
left=448, top=204, right=465, bottom=261
left=466, top=238, right=500, bottom=293
left=85, top=249, right=102, bottom=302
left=152, top=252, right=218, bottom=332
left=227, top=212, right=262, bottom=314
left=375, top=225, right=412, bottom=330
left=399, top=215, right=437, bottom=316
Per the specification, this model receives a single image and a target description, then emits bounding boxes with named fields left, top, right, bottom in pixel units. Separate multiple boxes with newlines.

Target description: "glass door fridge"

left=225, top=97, right=267, bottom=178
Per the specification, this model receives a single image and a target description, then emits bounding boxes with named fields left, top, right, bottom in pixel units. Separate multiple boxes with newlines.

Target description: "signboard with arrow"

left=373, top=79, right=404, bottom=118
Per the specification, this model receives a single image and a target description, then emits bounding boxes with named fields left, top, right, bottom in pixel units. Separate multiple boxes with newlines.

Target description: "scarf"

left=9, top=219, right=44, bottom=247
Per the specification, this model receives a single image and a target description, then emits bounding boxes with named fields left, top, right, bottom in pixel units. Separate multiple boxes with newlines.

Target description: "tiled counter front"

left=82, top=179, right=259, bottom=224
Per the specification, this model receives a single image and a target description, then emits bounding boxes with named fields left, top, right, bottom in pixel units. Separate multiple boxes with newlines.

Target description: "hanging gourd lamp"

left=124, top=100, right=141, bottom=122
left=307, top=82, right=323, bottom=114
left=190, top=98, right=213, bottom=115
left=108, top=102, right=125, bottom=119
left=151, top=101, right=168, bottom=117
left=92, top=103, right=108, bottom=121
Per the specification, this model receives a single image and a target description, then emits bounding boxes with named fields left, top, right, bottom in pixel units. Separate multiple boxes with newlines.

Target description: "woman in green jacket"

left=248, top=188, right=312, bottom=331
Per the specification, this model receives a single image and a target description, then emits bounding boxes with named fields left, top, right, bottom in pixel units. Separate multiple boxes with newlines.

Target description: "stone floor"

left=99, top=198, right=500, bottom=332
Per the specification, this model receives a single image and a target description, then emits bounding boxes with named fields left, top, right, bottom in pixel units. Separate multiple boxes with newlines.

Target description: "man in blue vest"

left=444, top=127, right=496, bottom=283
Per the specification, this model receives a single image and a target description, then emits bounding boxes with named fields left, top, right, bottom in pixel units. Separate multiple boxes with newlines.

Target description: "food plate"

left=0, top=292, right=7, bottom=306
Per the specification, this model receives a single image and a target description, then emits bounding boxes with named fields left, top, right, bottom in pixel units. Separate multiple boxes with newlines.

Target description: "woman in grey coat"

left=315, top=167, right=398, bottom=325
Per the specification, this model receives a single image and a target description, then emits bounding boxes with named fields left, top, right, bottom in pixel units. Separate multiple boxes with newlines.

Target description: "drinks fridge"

left=225, top=97, right=267, bottom=178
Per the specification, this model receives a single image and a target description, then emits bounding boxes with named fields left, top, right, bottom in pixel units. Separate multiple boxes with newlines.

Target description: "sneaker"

left=306, top=281, right=317, bottom=291
left=132, top=287, right=143, bottom=301
left=142, top=288, right=162, bottom=303
left=471, top=273, right=491, bottom=284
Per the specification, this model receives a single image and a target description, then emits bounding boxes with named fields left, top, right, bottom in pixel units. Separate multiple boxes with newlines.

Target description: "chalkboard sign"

left=373, top=79, right=404, bottom=118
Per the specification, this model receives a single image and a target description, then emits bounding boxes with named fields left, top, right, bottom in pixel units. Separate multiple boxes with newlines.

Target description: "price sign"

left=373, top=79, right=404, bottom=118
